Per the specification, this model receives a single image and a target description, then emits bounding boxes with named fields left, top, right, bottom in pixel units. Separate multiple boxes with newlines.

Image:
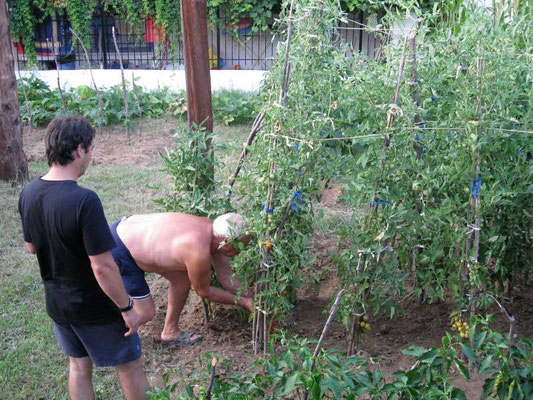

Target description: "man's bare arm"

left=188, top=253, right=253, bottom=312
left=88, top=251, right=141, bottom=336
left=211, top=254, right=253, bottom=298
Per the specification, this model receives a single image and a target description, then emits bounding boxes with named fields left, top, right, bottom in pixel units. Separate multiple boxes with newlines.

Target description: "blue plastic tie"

left=291, top=143, right=299, bottom=150
left=431, top=95, right=438, bottom=103
left=415, top=136, right=421, bottom=141
left=261, top=202, right=274, bottom=213
left=471, top=178, right=482, bottom=199
left=516, top=147, right=524, bottom=154
left=98, top=123, right=103, bottom=127
left=28, top=122, right=33, bottom=128
left=291, top=191, right=302, bottom=212
left=371, top=199, right=392, bottom=206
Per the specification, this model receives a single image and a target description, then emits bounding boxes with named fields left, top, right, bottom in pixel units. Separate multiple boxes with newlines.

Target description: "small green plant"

left=155, top=123, right=231, bottom=218
left=148, top=323, right=533, bottom=399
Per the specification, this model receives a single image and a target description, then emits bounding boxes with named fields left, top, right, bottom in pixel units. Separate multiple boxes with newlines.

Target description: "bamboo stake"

left=368, top=34, right=409, bottom=220
left=131, top=72, right=143, bottom=136
left=47, top=38, right=67, bottom=112
left=464, top=45, right=484, bottom=313
left=408, top=23, right=424, bottom=293
left=408, top=25, right=422, bottom=162
left=70, top=28, right=104, bottom=129
left=111, top=27, right=130, bottom=139
left=303, top=289, right=345, bottom=400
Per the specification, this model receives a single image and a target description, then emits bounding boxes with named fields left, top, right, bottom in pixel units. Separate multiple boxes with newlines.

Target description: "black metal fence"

left=15, top=11, right=382, bottom=71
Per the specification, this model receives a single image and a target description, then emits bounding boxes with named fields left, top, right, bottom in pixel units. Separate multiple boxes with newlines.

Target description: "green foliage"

left=212, top=90, right=259, bottom=125
left=226, top=0, right=354, bottom=323
left=148, top=324, right=533, bottom=399
left=7, top=0, right=38, bottom=63
left=67, top=0, right=97, bottom=49
left=16, top=76, right=259, bottom=128
left=155, top=124, right=231, bottom=218
left=334, top=4, right=532, bottom=322
left=207, top=0, right=278, bottom=33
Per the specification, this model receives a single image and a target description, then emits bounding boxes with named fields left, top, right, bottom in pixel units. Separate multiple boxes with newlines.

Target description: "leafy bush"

left=17, top=77, right=259, bottom=128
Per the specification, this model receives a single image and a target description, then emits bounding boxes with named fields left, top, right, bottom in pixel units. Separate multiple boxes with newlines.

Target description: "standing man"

left=110, top=212, right=254, bottom=346
left=18, top=115, right=149, bottom=400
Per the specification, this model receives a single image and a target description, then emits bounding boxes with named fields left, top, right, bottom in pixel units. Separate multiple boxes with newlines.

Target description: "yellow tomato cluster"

left=358, top=315, right=371, bottom=334
left=468, top=263, right=480, bottom=286
left=450, top=315, right=469, bottom=339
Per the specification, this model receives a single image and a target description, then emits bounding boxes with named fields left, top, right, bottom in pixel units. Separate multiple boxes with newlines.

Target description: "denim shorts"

left=110, top=219, right=151, bottom=299
left=53, top=319, right=142, bottom=367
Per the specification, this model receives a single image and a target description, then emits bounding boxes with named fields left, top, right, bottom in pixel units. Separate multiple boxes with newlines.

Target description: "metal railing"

left=15, top=11, right=382, bottom=71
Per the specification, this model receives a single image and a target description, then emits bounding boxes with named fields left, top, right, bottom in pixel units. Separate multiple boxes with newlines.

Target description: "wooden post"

left=181, top=0, right=214, bottom=134
left=0, top=1, right=28, bottom=182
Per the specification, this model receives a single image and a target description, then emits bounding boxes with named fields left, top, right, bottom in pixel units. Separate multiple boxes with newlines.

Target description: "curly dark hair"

left=45, top=115, right=95, bottom=166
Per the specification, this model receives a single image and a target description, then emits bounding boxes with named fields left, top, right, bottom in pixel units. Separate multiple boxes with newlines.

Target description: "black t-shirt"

left=18, top=178, right=120, bottom=324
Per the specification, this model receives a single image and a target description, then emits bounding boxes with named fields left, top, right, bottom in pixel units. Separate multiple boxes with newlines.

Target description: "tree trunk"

left=0, top=1, right=28, bottom=182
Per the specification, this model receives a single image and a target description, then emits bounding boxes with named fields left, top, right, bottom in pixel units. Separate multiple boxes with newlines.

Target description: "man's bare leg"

left=68, top=356, right=94, bottom=400
left=133, top=296, right=156, bottom=325
left=116, top=357, right=149, bottom=400
left=159, top=270, right=201, bottom=342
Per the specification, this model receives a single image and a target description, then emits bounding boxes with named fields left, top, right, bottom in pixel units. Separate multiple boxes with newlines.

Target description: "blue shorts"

left=110, top=219, right=151, bottom=299
left=53, top=319, right=142, bottom=367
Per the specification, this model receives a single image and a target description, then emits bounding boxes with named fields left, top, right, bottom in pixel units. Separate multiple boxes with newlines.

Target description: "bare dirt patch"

left=23, top=119, right=181, bottom=166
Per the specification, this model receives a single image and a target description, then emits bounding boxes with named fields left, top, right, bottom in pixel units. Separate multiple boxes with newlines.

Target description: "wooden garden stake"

left=131, top=72, right=143, bottom=136
left=464, top=45, right=483, bottom=323
left=47, top=38, right=66, bottom=112
left=70, top=28, right=104, bottom=129
left=346, top=252, right=365, bottom=356
left=206, top=356, right=217, bottom=400
left=303, top=289, right=345, bottom=400
left=368, top=33, right=409, bottom=220
left=111, top=27, right=130, bottom=139
left=408, top=25, right=422, bottom=163
left=407, top=24, right=425, bottom=293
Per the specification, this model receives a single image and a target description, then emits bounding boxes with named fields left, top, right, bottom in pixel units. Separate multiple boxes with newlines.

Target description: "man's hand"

left=239, top=297, right=254, bottom=313
left=121, top=308, right=141, bottom=337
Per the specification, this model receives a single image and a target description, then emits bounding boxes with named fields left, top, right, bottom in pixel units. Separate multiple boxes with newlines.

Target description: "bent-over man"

left=109, top=212, right=253, bottom=346
left=19, top=115, right=149, bottom=400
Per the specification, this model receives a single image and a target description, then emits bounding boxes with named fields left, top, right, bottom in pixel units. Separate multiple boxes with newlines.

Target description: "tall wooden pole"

left=0, top=1, right=28, bottom=182
left=181, top=0, right=214, bottom=134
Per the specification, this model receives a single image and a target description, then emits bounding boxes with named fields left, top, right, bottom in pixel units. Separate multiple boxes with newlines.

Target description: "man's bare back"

left=116, top=212, right=212, bottom=274
left=111, top=212, right=253, bottom=345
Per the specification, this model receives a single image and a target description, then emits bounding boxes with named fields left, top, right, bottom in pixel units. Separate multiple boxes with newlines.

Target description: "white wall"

left=18, top=69, right=267, bottom=93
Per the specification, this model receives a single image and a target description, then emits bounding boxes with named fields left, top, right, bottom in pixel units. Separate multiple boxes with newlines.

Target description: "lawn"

left=0, top=119, right=250, bottom=399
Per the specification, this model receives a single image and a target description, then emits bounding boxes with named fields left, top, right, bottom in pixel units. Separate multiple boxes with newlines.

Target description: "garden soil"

left=24, top=124, right=533, bottom=399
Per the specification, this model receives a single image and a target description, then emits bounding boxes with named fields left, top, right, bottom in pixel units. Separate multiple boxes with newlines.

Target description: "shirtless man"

left=109, top=212, right=253, bottom=346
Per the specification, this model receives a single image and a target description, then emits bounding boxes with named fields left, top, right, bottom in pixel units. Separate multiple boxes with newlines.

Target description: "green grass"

left=0, top=121, right=249, bottom=399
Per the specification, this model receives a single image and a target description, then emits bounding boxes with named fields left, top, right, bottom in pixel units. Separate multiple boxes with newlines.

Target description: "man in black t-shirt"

left=19, top=116, right=149, bottom=400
